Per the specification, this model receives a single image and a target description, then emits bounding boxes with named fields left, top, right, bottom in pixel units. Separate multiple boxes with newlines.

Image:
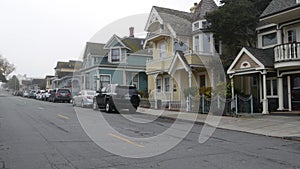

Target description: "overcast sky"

left=0, top=0, right=219, bottom=78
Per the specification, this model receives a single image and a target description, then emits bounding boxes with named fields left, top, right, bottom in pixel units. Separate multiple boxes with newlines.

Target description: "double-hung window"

left=164, top=77, right=170, bottom=92
left=159, top=43, right=166, bottom=58
left=111, top=49, right=120, bottom=62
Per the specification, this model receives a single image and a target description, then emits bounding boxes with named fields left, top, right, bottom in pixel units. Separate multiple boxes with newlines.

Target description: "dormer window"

left=111, top=48, right=120, bottom=62
left=193, top=22, right=200, bottom=31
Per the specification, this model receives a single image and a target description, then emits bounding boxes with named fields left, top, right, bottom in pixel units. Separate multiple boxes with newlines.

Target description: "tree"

left=7, top=75, right=19, bottom=90
left=0, top=54, right=16, bottom=82
left=206, top=0, right=272, bottom=68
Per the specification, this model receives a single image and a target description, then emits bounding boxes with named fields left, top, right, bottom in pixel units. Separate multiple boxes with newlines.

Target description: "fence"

left=140, top=94, right=254, bottom=115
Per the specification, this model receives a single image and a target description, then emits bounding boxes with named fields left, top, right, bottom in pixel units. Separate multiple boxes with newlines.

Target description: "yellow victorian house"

left=144, top=0, right=222, bottom=109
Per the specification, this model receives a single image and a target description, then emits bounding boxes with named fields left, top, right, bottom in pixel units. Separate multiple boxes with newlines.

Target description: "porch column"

left=230, top=77, right=234, bottom=101
left=154, top=76, right=158, bottom=109
left=262, top=70, right=269, bottom=114
left=170, top=77, right=174, bottom=101
left=277, top=76, right=284, bottom=111
left=288, top=76, right=292, bottom=111
left=188, top=71, right=192, bottom=88
left=230, top=76, right=236, bottom=113
left=277, top=28, right=282, bottom=45
left=170, top=77, right=174, bottom=110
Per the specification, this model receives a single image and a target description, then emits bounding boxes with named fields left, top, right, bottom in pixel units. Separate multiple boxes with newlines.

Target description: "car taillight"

left=67, top=93, right=71, bottom=97
left=56, top=93, right=61, bottom=97
left=87, top=96, right=92, bottom=99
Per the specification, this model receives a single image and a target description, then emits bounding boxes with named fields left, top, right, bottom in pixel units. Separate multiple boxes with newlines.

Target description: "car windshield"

left=116, top=86, right=138, bottom=95
left=58, top=89, right=70, bottom=93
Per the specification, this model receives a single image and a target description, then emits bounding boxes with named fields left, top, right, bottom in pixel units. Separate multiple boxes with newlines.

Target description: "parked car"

left=35, top=90, right=45, bottom=100
left=93, top=84, right=140, bottom=113
left=292, top=87, right=300, bottom=109
left=49, top=88, right=72, bottom=103
left=22, top=91, right=30, bottom=97
left=42, top=89, right=53, bottom=101
left=28, top=90, right=36, bottom=98
left=72, top=90, right=96, bottom=108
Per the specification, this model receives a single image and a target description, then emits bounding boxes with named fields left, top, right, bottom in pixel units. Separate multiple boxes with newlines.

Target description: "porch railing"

left=274, top=42, right=300, bottom=62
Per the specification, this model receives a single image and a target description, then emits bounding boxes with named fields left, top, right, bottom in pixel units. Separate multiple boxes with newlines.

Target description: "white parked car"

left=72, top=90, right=95, bottom=108
left=35, top=90, right=45, bottom=100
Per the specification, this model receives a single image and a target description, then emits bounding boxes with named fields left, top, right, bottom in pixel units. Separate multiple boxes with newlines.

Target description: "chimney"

left=129, top=27, right=134, bottom=38
left=190, top=2, right=198, bottom=13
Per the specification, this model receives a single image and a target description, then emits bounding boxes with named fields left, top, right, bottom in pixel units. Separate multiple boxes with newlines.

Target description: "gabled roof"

left=261, top=0, right=300, bottom=18
left=83, top=42, right=107, bottom=58
left=244, top=47, right=274, bottom=68
left=54, top=60, right=83, bottom=70
left=152, top=6, right=193, bottom=36
left=104, top=34, right=130, bottom=50
left=227, top=47, right=274, bottom=75
left=169, top=51, right=191, bottom=75
left=193, top=0, right=218, bottom=21
left=153, top=6, right=193, bottom=22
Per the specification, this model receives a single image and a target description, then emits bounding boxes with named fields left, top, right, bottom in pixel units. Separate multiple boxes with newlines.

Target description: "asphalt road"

left=1, top=93, right=300, bottom=169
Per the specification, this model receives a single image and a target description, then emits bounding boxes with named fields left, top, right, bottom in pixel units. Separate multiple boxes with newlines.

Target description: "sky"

left=0, top=0, right=220, bottom=78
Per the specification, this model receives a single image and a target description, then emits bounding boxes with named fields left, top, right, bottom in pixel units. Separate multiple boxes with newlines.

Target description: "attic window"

left=240, top=61, right=251, bottom=69
left=111, top=48, right=120, bottom=62
left=193, top=22, right=200, bottom=31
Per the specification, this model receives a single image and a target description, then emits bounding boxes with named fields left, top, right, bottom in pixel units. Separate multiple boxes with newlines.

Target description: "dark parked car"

left=292, top=87, right=300, bottom=109
left=93, top=84, right=140, bottom=113
left=49, top=88, right=72, bottom=103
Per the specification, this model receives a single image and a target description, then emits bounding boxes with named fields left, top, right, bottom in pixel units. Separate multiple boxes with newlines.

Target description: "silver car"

left=72, top=90, right=95, bottom=108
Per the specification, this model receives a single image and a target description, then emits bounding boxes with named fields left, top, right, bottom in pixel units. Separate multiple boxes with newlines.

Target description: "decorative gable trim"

left=145, top=7, right=163, bottom=31
left=227, top=47, right=265, bottom=74
left=168, top=52, right=191, bottom=76
left=104, top=34, right=130, bottom=50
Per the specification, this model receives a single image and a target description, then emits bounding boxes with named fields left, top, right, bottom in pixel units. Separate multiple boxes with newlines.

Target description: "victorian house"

left=144, top=0, right=221, bottom=109
left=80, top=27, right=152, bottom=92
left=227, top=0, right=300, bottom=114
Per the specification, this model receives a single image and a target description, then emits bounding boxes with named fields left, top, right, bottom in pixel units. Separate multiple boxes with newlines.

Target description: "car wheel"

left=93, top=100, right=99, bottom=111
left=105, top=101, right=112, bottom=113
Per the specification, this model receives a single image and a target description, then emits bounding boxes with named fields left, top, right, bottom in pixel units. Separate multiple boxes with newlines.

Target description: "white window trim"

left=258, top=30, right=277, bottom=49
left=192, top=21, right=200, bottom=31
left=156, top=77, right=162, bottom=93
left=267, top=78, right=278, bottom=97
left=158, top=41, right=167, bottom=59
left=110, top=47, right=122, bottom=63
left=164, top=76, right=170, bottom=93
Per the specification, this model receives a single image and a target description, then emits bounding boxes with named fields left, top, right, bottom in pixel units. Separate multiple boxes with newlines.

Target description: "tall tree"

left=206, top=0, right=272, bottom=68
left=7, top=75, right=19, bottom=90
left=0, top=54, right=15, bottom=82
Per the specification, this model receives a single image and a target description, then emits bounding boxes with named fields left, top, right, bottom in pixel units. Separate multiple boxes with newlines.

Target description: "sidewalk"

left=137, top=107, right=300, bottom=139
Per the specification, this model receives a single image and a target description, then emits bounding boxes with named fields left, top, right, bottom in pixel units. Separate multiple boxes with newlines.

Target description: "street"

left=1, top=93, right=300, bottom=169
